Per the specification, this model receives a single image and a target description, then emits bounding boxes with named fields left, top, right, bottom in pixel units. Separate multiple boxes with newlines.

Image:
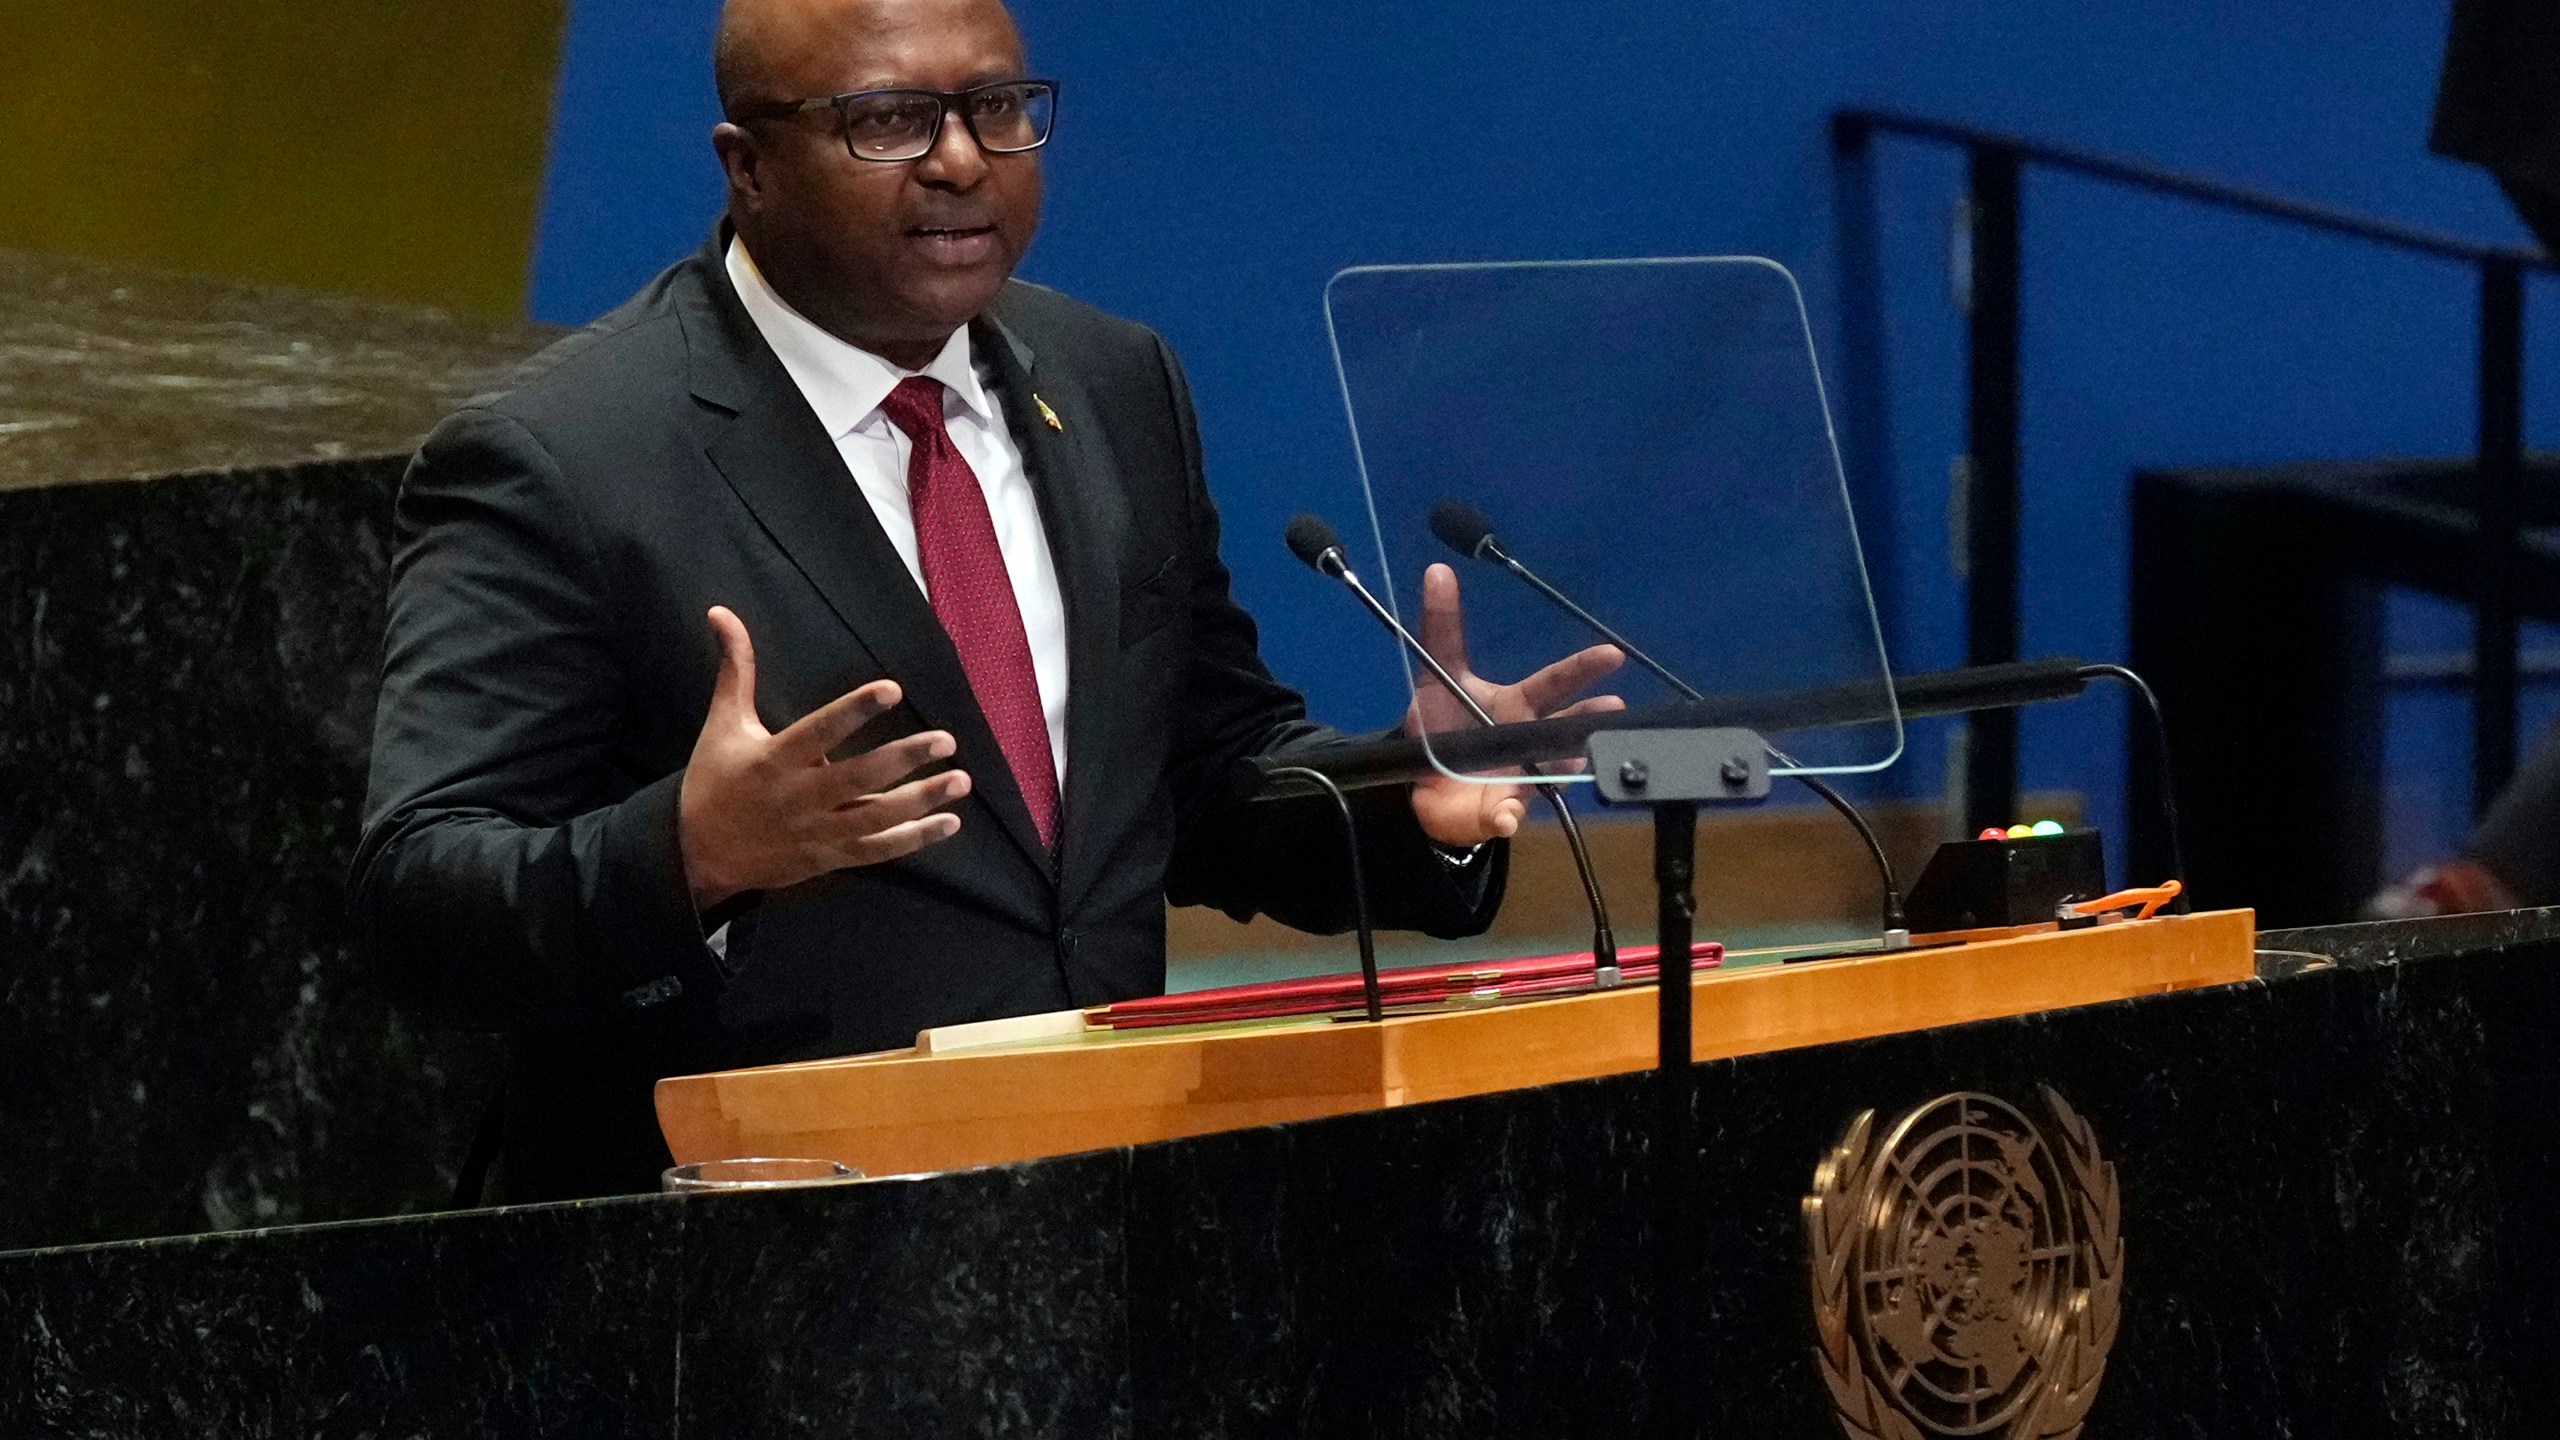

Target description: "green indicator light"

left=2030, top=820, right=2065, bottom=837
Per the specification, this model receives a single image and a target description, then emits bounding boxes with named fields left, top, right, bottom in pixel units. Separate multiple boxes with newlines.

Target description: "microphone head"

left=1284, top=513, right=1346, bottom=573
left=1429, top=498, right=1497, bottom=560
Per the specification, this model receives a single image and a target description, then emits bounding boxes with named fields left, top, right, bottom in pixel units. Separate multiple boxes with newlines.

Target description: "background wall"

left=6, top=2, right=2549, bottom=882
left=0, top=0, right=566, bottom=317
left=527, top=0, right=2559, bottom=885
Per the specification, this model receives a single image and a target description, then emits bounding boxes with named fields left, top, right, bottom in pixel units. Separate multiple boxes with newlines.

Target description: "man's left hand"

left=1402, top=562, right=1626, bottom=847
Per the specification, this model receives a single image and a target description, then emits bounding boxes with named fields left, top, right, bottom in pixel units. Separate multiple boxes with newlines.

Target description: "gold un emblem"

left=1803, top=1088, right=2123, bottom=1440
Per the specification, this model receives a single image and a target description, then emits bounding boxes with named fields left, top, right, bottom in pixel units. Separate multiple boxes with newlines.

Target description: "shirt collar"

left=724, top=235, right=995, bottom=438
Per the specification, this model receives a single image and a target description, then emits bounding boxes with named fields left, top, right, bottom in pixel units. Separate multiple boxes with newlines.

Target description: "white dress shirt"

left=724, top=237, right=1070, bottom=785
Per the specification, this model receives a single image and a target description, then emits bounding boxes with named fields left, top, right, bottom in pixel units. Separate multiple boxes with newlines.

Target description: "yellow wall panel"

left=0, top=0, right=567, bottom=317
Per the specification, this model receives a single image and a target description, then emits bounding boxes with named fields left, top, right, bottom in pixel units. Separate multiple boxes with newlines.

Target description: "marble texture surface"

left=0, top=247, right=553, bottom=493
left=2, top=1198, right=682, bottom=1439
left=1, top=250, right=552, bottom=1250
left=675, top=1158, right=1130, bottom=1437
left=1, top=1158, right=1131, bottom=1439
left=2263, top=903, right=2560, bottom=966
left=8, top=913, right=2560, bottom=1437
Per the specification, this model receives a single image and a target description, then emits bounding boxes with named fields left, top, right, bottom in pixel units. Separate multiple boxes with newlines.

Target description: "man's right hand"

left=678, top=606, right=970, bottom=911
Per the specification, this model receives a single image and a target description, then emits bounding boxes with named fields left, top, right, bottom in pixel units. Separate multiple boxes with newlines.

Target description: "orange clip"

left=2065, top=879, right=2183, bottom=922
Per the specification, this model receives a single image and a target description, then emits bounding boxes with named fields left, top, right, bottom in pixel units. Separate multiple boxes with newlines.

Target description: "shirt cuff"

left=1432, top=839, right=1491, bottom=870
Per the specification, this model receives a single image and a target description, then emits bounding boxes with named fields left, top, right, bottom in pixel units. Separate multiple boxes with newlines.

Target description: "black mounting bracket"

left=1587, top=726, right=1769, bottom=1440
left=1589, top=727, right=1773, bottom=805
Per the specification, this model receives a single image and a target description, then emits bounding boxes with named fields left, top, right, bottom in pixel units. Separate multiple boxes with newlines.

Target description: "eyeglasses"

left=731, top=79, right=1059, bottom=163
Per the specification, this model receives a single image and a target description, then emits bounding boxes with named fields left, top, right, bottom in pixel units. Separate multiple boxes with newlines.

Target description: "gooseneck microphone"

left=1267, top=764, right=1385, bottom=1022
left=2075, top=662, right=2189, bottom=910
left=1430, top=499, right=1910, bottom=941
left=1431, top=501, right=1685, bottom=687
left=1281, top=513, right=1364, bottom=582
left=1284, top=514, right=1622, bottom=983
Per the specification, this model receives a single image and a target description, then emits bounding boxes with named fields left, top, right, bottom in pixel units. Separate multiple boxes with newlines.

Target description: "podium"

left=21, top=908, right=2560, bottom=1437
left=656, top=909, right=2256, bottom=1179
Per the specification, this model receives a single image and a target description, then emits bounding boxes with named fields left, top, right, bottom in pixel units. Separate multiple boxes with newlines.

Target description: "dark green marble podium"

left=6, top=909, right=2558, bottom=1438
left=0, top=249, right=554, bottom=1249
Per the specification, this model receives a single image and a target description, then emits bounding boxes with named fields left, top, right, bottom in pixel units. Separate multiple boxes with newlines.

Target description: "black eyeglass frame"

left=729, top=78, right=1060, bottom=162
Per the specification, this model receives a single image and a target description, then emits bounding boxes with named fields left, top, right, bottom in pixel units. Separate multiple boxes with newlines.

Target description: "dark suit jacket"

left=352, top=236, right=1504, bottom=1199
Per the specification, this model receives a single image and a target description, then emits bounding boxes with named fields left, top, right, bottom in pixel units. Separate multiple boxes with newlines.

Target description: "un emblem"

left=1803, top=1088, right=2123, bottom=1440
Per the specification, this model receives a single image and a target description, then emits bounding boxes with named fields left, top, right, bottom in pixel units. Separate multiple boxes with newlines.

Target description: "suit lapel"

left=679, top=254, right=1053, bottom=877
left=975, top=307, right=1129, bottom=908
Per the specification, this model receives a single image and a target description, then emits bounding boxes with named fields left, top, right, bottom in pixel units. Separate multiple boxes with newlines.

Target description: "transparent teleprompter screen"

left=1324, top=258, right=1902, bottom=784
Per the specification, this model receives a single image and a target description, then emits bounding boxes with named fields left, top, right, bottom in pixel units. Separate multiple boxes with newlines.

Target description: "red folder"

left=1090, top=942, right=1723, bottom=1030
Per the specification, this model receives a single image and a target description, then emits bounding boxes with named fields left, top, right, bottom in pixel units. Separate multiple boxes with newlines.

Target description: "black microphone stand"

left=1584, top=724, right=1771, bottom=1440
left=1323, top=560, right=1623, bottom=976
left=1267, top=765, right=1384, bottom=1022
left=1436, top=502, right=1908, bottom=943
left=1286, top=516, right=1622, bottom=982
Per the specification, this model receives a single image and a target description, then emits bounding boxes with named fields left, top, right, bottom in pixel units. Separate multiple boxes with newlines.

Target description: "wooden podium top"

left=655, top=909, right=2255, bottom=1179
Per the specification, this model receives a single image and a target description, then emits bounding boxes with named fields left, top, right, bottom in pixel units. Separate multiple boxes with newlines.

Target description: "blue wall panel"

left=528, top=0, right=2557, bottom=871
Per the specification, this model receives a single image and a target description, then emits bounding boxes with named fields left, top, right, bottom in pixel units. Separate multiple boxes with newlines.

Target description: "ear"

left=712, top=122, right=764, bottom=214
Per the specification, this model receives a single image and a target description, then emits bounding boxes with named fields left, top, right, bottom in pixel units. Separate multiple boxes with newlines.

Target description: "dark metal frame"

left=1589, top=726, right=1772, bottom=1440
left=1832, top=106, right=2550, bottom=826
left=731, top=79, right=1059, bottom=161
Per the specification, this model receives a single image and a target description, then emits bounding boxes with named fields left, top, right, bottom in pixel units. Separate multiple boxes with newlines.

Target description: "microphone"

left=1433, top=500, right=1691, bottom=701
left=1284, top=513, right=1355, bottom=578
left=1285, top=513, right=1624, bottom=983
left=1427, top=499, right=1500, bottom=561
left=1267, top=764, right=1386, bottom=1022
left=1428, top=499, right=1910, bottom=941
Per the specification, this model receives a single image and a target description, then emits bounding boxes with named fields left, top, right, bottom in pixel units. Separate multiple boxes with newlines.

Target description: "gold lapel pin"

left=1034, top=393, right=1064, bottom=432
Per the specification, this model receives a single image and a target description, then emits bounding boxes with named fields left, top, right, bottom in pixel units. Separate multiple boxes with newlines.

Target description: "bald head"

left=708, top=0, right=1045, bottom=368
left=715, top=0, right=1025, bottom=118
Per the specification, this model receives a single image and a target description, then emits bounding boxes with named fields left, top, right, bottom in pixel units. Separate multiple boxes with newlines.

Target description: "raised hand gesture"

left=1402, top=563, right=1625, bottom=847
left=678, top=606, right=971, bottom=910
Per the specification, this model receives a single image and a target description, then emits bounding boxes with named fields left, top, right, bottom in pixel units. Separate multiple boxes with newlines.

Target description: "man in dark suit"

left=352, top=0, right=1620, bottom=1200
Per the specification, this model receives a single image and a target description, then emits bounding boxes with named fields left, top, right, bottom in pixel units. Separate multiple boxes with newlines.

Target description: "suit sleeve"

left=349, top=408, right=721, bottom=1032
left=1145, top=337, right=1507, bottom=939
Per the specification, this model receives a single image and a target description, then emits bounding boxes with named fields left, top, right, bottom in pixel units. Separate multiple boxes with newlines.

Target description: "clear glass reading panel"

left=1324, top=257, right=1902, bottom=784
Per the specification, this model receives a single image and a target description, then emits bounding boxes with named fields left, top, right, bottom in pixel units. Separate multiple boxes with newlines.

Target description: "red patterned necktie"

left=878, top=376, right=1061, bottom=853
